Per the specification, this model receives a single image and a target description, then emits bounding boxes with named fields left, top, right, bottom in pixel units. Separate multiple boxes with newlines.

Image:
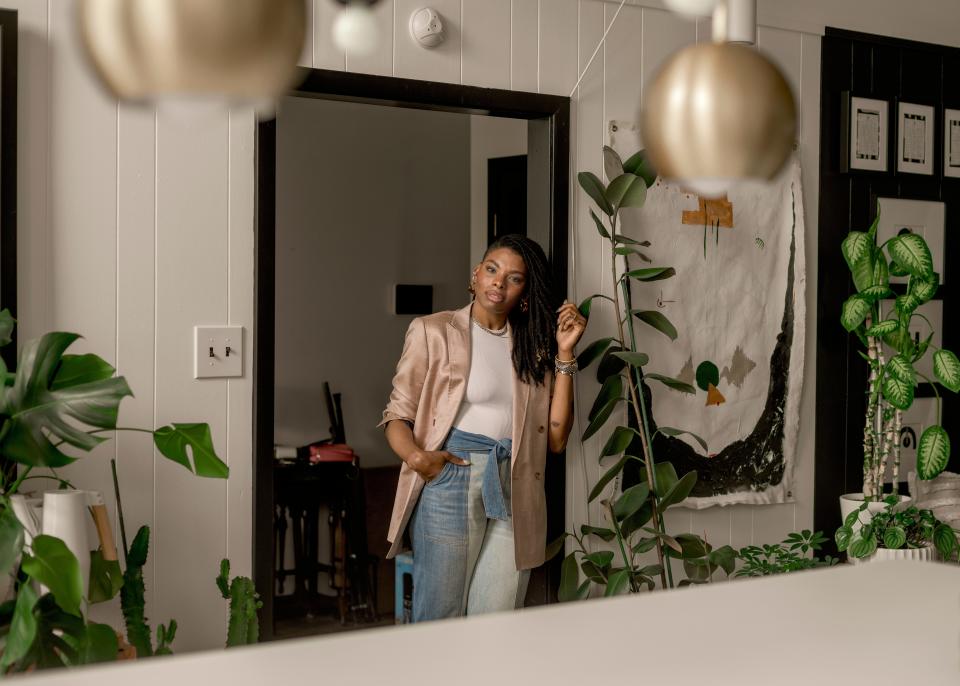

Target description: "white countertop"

left=17, top=560, right=960, bottom=685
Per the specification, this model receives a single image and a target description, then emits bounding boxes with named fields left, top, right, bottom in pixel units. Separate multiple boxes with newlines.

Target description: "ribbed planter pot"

left=851, top=544, right=938, bottom=565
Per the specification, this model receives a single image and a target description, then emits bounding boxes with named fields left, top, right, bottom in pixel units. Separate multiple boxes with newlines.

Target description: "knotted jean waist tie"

left=442, top=427, right=512, bottom=521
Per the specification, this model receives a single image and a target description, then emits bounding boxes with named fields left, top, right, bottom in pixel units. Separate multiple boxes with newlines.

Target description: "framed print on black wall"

left=844, top=95, right=888, bottom=171
left=945, top=108, right=960, bottom=178
left=897, top=101, right=935, bottom=175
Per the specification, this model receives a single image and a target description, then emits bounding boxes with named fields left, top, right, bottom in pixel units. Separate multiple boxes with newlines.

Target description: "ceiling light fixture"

left=80, top=0, right=306, bottom=112
left=332, top=0, right=382, bottom=56
left=640, top=0, right=795, bottom=197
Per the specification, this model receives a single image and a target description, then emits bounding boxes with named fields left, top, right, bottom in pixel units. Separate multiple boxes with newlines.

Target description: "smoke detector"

left=409, top=8, right=445, bottom=48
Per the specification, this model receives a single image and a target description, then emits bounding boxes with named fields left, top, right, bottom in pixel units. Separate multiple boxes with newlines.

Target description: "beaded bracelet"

left=555, top=355, right=578, bottom=376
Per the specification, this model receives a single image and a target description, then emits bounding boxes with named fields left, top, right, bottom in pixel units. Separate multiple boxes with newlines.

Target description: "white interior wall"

left=14, top=0, right=960, bottom=651
left=469, top=115, right=528, bottom=267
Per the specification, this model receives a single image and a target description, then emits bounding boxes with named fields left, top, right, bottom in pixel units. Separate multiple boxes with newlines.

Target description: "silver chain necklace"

left=471, top=317, right=508, bottom=337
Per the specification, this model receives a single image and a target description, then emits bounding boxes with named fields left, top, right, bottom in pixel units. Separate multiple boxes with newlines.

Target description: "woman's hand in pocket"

left=406, top=449, right=470, bottom=482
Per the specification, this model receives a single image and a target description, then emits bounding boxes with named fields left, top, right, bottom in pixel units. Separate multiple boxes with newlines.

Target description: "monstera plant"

left=0, top=310, right=228, bottom=671
left=839, top=206, right=960, bottom=502
left=549, top=147, right=735, bottom=599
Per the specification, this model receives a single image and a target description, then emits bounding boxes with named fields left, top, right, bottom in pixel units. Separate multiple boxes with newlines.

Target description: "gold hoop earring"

left=468, top=276, right=476, bottom=296
left=520, top=298, right=529, bottom=313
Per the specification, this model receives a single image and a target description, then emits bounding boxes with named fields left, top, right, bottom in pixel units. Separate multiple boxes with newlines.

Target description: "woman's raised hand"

left=555, top=300, right=587, bottom=356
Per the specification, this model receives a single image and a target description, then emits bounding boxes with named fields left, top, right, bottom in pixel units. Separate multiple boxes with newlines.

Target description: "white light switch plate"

left=194, top=326, right=243, bottom=379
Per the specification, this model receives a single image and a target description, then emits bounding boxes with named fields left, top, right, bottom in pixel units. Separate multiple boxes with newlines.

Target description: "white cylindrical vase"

left=41, top=491, right=92, bottom=598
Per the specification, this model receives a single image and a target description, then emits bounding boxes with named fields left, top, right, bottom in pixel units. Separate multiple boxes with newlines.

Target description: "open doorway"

left=255, top=70, right=569, bottom=640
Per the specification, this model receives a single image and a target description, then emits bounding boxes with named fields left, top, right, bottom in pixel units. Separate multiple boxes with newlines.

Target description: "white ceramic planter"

left=839, top=493, right=911, bottom=534
left=852, top=544, right=938, bottom=565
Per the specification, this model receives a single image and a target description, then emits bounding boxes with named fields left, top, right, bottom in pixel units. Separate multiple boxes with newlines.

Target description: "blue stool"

left=394, top=551, right=414, bottom=624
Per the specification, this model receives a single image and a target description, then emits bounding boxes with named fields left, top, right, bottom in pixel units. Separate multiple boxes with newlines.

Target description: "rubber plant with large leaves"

left=549, top=147, right=735, bottom=600
left=0, top=311, right=228, bottom=672
left=838, top=206, right=959, bottom=501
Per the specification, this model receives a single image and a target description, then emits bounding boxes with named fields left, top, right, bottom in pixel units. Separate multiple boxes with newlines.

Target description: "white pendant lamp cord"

left=568, top=0, right=628, bottom=98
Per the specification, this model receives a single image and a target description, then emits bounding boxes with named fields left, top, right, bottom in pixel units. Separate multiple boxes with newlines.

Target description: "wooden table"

left=21, top=560, right=960, bottom=685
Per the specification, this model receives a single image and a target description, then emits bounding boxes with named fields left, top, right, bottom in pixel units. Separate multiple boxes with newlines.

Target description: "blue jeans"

left=410, top=428, right=530, bottom=622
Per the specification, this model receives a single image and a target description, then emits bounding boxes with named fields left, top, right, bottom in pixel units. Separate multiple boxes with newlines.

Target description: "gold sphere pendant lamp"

left=79, top=0, right=307, bottom=104
left=639, top=0, right=796, bottom=197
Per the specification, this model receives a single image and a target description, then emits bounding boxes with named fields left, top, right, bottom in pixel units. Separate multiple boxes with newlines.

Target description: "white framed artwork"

left=897, top=101, right=935, bottom=175
left=945, top=108, right=960, bottom=178
left=849, top=96, right=887, bottom=171
left=876, top=197, right=945, bottom=284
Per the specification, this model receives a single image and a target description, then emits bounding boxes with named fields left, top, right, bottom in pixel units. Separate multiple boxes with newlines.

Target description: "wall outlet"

left=194, top=326, right=243, bottom=379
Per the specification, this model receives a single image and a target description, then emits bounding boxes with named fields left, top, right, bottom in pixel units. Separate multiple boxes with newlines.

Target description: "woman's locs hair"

left=484, top=234, right=558, bottom=386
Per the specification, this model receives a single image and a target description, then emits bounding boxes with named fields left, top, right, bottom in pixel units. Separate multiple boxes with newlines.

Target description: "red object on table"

left=309, top=443, right=356, bottom=464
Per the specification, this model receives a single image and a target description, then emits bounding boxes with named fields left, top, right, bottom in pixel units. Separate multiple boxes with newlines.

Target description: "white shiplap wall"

left=13, top=0, right=960, bottom=651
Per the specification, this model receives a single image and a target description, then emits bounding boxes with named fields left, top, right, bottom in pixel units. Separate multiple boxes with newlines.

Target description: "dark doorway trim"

left=254, top=69, right=570, bottom=638
left=0, top=9, right=16, bottom=364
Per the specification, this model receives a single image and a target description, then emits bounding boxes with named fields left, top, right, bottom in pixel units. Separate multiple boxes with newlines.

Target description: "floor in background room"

left=273, top=611, right=396, bottom=640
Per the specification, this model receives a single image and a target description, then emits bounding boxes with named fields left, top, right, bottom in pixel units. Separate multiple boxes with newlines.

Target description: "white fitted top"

left=452, top=320, right=514, bottom=441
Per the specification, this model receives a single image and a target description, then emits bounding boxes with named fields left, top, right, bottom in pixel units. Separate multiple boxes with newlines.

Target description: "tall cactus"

left=120, top=526, right=153, bottom=658
left=216, top=559, right=262, bottom=647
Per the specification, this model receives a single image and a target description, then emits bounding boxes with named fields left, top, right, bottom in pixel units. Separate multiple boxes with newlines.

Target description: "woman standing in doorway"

left=379, top=234, right=586, bottom=622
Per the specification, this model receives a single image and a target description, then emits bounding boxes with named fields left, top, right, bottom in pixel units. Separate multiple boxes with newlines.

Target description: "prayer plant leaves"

left=883, top=525, right=906, bottom=550
left=577, top=172, right=612, bottom=216
left=632, top=310, right=678, bottom=341
left=918, top=425, right=950, bottom=480
left=933, top=523, right=958, bottom=558
left=888, top=233, right=934, bottom=279
left=933, top=349, right=960, bottom=392
left=840, top=295, right=871, bottom=332
left=621, top=149, right=657, bottom=187
left=606, top=173, right=647, bottom=212
left=153, top=423, right=229, bottom=478
left=22, top=535, right=83, bottom=617
left=0, top=332, right=132, bottom=468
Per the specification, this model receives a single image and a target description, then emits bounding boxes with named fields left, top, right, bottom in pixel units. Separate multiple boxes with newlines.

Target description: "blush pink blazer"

left=379, top=302, right=553, bottom=570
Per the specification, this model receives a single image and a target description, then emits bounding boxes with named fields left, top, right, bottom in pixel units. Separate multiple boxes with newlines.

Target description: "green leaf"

left=844, top=508, right=863, bottom=529
left=632, top=310, right=678, bottom=341
left=584, top=551, right=614, bottom=568
left=153, top=423, right=229, bottom=478
left=589, top=375, right=624, bottom=422
left=886, top=355, right=915, bottom=385
left=620, top=502, right=653, bottom=536
left=613, top=234, right=650, bottom=246
left=581, top=525, right=617, bottom=542
left=644, top=373, right=696, bottom=395
left=88, top=550, right=124, bottom=604
left=873, top=254, right=889, bottom=290
left=621, top=149, right=657, bottom=187
left=888, top=233, right=934, bottom=279
left=848, top=535, right=877, bottom=559
left=0, top=332, right=133, bottom=468
left=625, top=267, right=676, bottom=282
left=544, top=534, right=567, bottom=562
left=860, top=285, right=892, bottom=301
left=613, top=482, right=650, bottom=520
left=896, top=294, right=920, bottom=317
left=632, top=537, right=658, bottom=554
left=0, top=309, right=15, bottom=347
left=917, top=425, right=950, bottom=480
left=841, top=231, right=875, bottom=292
left=840, top=295, right=871, bottom=332
left=589, top=208, right=611, bottom=239
left=0, top=504, right=25, bottom=576
left=865, top=319, right=898, bottom=337
left=908, top=273, right=939, bottom=303
left=582, top=395, right=622, bottom=442
left=710, top=545, right=737, bottom=575
left=933, top=523, right=957, bottom=558
left=611, top=351, right=649, bottom=367
left=651, top=461, right=679, bottom=498
left=835, top=525, right=853, bottom=551
left=578, top=293, right=610, bottom=319
left=51, top=354, right=116, bottom=391
left=669, top=533, right=710, bottom=559
left=658, top=470, right=697, bottom=509
left=0, top=583, right=38, bottom=668
left=558, top=553, right=582, bottom=602
left=604, top=569, right=630, bottom=597
left=606, top=173, right=647, bottom=211
left=600, top=426, right=638, bottom=458
left=22, top=535, right=83, bottom=617
left=657, top=426, right=708, bottom=451
left=933, top=349, right=960, bottom=392
left=589, top=456, right=627, bottom=502
left=889, top=259, right=909, bottom=277
left=883, top=526, right=906, bottom=549
left=577, top=337, right=616, bottom=370
left=596, top=346, right=627, bottom=382
left=881, top=373, right=913, bottom=410
left=577, top=171, right=613, bottom=216
left=76, top=622, right=119, bottom=665
left=615, top=246, right=653, bottom=262
left=602, top=145, right=624, bottom=182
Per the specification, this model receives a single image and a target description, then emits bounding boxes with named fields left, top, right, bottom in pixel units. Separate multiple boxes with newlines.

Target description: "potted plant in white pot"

left=838, top=495, right=958, bottom=563
left=838, top=205, right=960, bottom=532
